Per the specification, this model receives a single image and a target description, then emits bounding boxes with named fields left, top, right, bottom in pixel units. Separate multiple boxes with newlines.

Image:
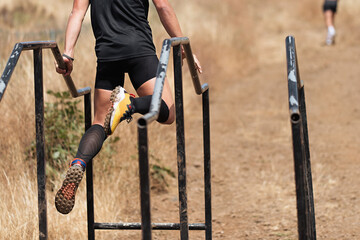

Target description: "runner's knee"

left=162, top=104, right=175, bottom=125
left=157, top=101, right=174, bottom=124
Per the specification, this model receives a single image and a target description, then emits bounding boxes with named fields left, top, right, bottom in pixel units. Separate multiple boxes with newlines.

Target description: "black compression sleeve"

left=132, top=95, right=170, bottom=123
left=75, top=124, right=107, bottom=164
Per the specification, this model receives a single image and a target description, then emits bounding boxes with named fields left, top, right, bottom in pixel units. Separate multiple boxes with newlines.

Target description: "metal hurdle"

left=0, top=37, right=211, bottom=240
left=286, top=35, right=316, bottom=240
left=0, top=41, right=92, bottom=240
left=86, top=37, right=212, bottom=240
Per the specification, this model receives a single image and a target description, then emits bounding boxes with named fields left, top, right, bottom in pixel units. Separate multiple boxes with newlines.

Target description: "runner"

left=54, top=0, right=202, bottom=214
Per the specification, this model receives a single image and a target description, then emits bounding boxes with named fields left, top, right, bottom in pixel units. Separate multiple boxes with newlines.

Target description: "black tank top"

left=90, top=0, right=156, bottom=62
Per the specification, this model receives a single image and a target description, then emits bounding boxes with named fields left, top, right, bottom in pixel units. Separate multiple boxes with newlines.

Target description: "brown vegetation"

left=1, top=0, right=360, bottom=239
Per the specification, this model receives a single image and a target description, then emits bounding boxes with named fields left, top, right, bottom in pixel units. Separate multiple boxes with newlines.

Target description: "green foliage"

left=44, top=90, right=85, bottom=170
left=26, top=90, right=84, bottom=175
left=26, top=90, right=120, bottom=185
left=151, top=164, right=176, bottom=187
left=25, top=89, right=173, bottom=192
left=149, top=153, right=175, bottom=191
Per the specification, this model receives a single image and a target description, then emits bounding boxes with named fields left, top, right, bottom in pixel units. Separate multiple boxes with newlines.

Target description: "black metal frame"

left=285, top=36, right=316, bottom=240
left=86, top=37, right=212, bottom=240
left=0, top=41, right=92, bottom=240
left=1, top=38, right=210, bottom=240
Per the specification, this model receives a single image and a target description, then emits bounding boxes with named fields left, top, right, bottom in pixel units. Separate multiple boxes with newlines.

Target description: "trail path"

left=89, top=2, right=360, bottom=239
left=194, top=1, right=360, bottom=239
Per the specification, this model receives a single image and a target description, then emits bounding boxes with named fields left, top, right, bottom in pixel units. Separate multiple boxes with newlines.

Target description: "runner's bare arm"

left=56, top=0, right=90, bottom=76
left=152, top=0, right=202, bottom=73
left=152, top=0, right=183, bottom=37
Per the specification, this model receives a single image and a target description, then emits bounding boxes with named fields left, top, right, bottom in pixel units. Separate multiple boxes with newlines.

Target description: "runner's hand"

left=55, top=56, right=73, bottom=76
left=181, top=50, right=202, bottom=74
left=193, top=54, right=202, bottom=74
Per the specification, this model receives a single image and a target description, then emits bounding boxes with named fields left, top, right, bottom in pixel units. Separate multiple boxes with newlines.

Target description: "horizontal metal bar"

left=183, top=43, right=203, bottom=95
left=138, top=37, right=207, bottom=126
left=168, top=37, right=204, bottom=95
left=77, top=87, right=92, bottom=96
left=286, top=36, right=301, bottom=122
left=21, top=41, right=57, bottom=50
left=290, top=109, right=301, bottom=124
left=139, top=38, right=172, bottom=125
left=94, top=222, right=206, bottom=230
left=22, top=41, right=90, bottom=98
left=169, top=37, right=190, bottom=46
left=0, top=43, right=24, bottom=102
left=50, top=46, right=84, bottom=98
left=201, top=83, right=209, bottom=93
left=1, top=41, right=91, bottom=102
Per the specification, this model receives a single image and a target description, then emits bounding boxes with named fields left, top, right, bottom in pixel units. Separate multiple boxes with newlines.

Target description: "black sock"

left=132, top=95, right=169, bottom=123
left=75, top=124, right=107, bottom=164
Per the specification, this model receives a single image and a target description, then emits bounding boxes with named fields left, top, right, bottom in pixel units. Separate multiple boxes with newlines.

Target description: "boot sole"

left=55, top=165, right=84, bottom=214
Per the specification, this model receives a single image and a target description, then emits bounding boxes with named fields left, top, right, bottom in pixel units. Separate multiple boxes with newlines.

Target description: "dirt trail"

left=193, top=1, right=360, bottom=239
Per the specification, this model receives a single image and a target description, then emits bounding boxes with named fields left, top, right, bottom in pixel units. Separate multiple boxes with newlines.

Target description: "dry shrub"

left=0, top=1, right=55, bottom=30
left=0, top=0, right=74, bottom=29
left=0, top=1, right=93, bottom=238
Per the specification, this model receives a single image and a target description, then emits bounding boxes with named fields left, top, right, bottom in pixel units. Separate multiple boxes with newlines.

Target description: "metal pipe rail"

left=0, top=41, right=92, bottom=240
left=94, top=222, right=206, bottom=230
left=87, top=37, right=212, bottom=240
left=138, top=37, right=212, bottom=240
left=286, top=36, right=316, bottom=240
left=139, top=37, right=208, bottom=126
left=0, top=41, right=90, bottom=102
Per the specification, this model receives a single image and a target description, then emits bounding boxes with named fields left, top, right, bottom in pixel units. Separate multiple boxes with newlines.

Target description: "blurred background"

left=1, top=0, right=360, bottom=239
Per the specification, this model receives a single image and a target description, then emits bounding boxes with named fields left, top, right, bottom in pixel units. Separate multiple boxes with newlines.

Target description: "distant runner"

left=323, top=0, right=338, bottom=45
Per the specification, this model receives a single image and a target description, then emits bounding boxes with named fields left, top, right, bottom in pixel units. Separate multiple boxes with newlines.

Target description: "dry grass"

left=2, top=0, right=360, bottom=239
left=0, top=0, right=228, bottom=239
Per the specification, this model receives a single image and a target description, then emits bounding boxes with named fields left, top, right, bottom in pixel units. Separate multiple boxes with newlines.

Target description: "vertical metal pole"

left=291, top=120, right=307, bottom=239
left=34, top=48, right=48, bottom=240
left=138, top=123, right=152, bottom=240
left=299, top=87, right=316, bottom=239
left=286, top=37, right=307, bottom=239
left=84, top=93, right=95, bottom=240
left=202, top=89, right=212, bottom=240
left=173, top=45, right=189, bottom=240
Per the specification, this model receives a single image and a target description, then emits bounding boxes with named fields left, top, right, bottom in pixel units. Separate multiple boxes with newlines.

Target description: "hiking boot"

left=55, top=159, right=86, bottom=214
left=104, top=86, right=135, bottom=135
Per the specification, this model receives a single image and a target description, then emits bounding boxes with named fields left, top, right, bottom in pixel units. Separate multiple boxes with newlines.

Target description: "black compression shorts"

left=323, top=0, right=337, bottom=13
left=95, top=55, right=159, bottom=91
